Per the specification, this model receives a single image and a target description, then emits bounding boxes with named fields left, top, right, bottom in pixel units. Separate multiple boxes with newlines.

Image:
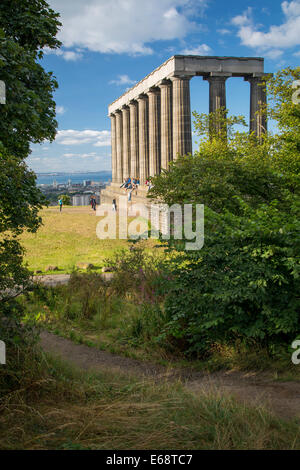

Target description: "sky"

left=28, top=0, right=300, bottom=173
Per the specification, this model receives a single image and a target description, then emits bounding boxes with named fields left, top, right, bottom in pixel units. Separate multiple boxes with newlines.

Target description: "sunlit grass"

left=20, top=206, right=161, bottom=274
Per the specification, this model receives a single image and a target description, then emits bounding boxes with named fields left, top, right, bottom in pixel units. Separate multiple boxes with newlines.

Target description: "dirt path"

left=34, top=272, right=113, bottom=287
left=40, top=331, right=300, bottom=421
left=35, top=274, right=71, bottom=286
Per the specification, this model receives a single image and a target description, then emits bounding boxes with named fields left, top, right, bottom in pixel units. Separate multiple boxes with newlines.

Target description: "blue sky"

left=28, top=0, right=300, bottom=173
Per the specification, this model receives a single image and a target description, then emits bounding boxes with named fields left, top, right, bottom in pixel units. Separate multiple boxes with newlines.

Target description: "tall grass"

left=1, top=349, right=299, bottom=450
left=21, top=246, right=175, bottom=356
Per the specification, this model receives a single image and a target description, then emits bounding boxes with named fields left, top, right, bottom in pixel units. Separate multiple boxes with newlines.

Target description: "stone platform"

left=100, top=183, right=170, bottom=235
left=100, top=183, right=153, bottom=207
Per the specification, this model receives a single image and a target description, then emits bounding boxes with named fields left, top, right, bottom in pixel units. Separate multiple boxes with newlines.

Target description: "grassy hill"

left=20, top=206, right=160, bottom=274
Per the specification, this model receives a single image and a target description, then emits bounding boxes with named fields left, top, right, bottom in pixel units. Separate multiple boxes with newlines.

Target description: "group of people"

left=120, top=177, right=140, bottom=202
left=112, top=176, right=155, bottom=210
left=119, top=176, right=154, bottom=202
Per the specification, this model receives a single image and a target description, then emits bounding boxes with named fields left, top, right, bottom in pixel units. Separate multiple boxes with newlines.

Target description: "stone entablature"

left=109, top=55, right=264, bottom=114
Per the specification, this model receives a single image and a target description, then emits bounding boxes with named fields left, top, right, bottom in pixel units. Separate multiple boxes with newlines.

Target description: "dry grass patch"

left=0, top=352, right=299, bottom=450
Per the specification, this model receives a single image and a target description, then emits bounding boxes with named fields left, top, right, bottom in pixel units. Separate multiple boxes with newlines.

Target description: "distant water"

left=36, top=171, right=112, bottom=185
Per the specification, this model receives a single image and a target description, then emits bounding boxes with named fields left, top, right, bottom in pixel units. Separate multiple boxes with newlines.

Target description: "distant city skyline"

left=36, top=170, right=112, bottom=186
left=28, top=0, right=300, bottom=173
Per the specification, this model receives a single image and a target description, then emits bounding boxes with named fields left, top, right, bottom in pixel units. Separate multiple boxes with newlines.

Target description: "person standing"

left=58, top=198, right=63, bottom=212
left=112, top=198, right=117, bottom=211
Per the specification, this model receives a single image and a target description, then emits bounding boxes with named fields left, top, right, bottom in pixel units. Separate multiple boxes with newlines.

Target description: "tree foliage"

left=267, top=67, right=300, bottom=176
left=161, top=196, right=300, bottom=355
left=61, top=194, right=71, bottom=206
left=0, top=0, right=61, bottom=53
left=0, top=1, right=60, bottom=304
left=0, top=0, right=61, bottom=158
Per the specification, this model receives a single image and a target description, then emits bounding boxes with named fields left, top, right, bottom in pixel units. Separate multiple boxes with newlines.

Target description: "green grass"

left=1, top=349, right=299, bottom=450
left=20, top=206, right=161, bottom=274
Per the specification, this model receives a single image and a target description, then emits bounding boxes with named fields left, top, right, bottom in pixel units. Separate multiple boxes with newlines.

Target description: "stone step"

left=101, top=183, right=153, bottom=206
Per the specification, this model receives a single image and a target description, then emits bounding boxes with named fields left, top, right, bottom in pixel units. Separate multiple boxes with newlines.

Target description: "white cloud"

left=44, top=47, right=83, bottom=61
left=62, top=50, right=83, bottom=61
left=109, top=75, right=136, bottom=86
left=181, top=44, right=212, bottom=55
left=56, top=129, right=111, bottom=147
left=63, top=152, right=99, bottom=159
left=56, top=105, right=66, bottom=115
left=264, top=49, right=284, bottom=60
left=293, top=50, right=300, bottom=56
left=164, top=7, right=179, bottom=20
left=217, top=28, right=231, bottom=35
left=231, top=7, right=252, bottom=27
left=232, top=1, right=300, bottom=58
left=49, top=0, right=206, bottom=55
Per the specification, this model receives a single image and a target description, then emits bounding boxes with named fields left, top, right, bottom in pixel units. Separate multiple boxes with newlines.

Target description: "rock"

left=45, top=265, right=59, bottom=272
left=76, top=262, right=94, bottom=270
left=101, top=266, right=115, bottom=273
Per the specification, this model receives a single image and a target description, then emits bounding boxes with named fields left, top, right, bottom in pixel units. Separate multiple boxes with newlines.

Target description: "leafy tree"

left=0, top=1, right=61, bottom=304
left=0, top=0, right=61, bottom=158
left=149, top=153, right=289, bottom=215
left=161, top=197, right=300, bottom=355
left=266, top=67, right=300, bottom=176
left=0, top=0, right=61, bottom=53
left=0, top=150, right=45, bottom=298
left=61, top=194, right=71, bottom=206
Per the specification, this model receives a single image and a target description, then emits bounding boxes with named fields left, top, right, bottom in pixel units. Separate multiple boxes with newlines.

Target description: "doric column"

left=171, top=76, right=192, bottom=159
left=137, top=95, right=149, bottom=184
left=110, top=113, right=117, bottom=183
left=147, top=88, right=160, bottom=176
left=207, top=77, right=227, bottom=113
left=129, top=101, right=139, bottom=179
left=115, top=110, right=123, bottom=183
left=246, top=75, right=267, bottom=139
left=159, top=80, right=172, bottom=170
left=122, top=106, right=130, bottom=180
left=204, top=73, right=231, bottom=135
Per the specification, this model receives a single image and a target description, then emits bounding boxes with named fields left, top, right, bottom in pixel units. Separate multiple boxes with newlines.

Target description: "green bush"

left=161, top=196, right=300, bottom=356
left=0, top=300, right=40, bottom=394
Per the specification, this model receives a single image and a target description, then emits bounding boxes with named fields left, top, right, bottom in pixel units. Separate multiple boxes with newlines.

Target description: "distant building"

left=83, top=180, right=92, bottom=187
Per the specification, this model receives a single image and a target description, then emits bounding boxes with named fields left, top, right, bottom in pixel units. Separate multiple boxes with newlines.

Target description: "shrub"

left=105, top=243, right=172, bottom=304
left=161, top=196, right=300, bottom=356
left=0, top=300, right=40, bottom=394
